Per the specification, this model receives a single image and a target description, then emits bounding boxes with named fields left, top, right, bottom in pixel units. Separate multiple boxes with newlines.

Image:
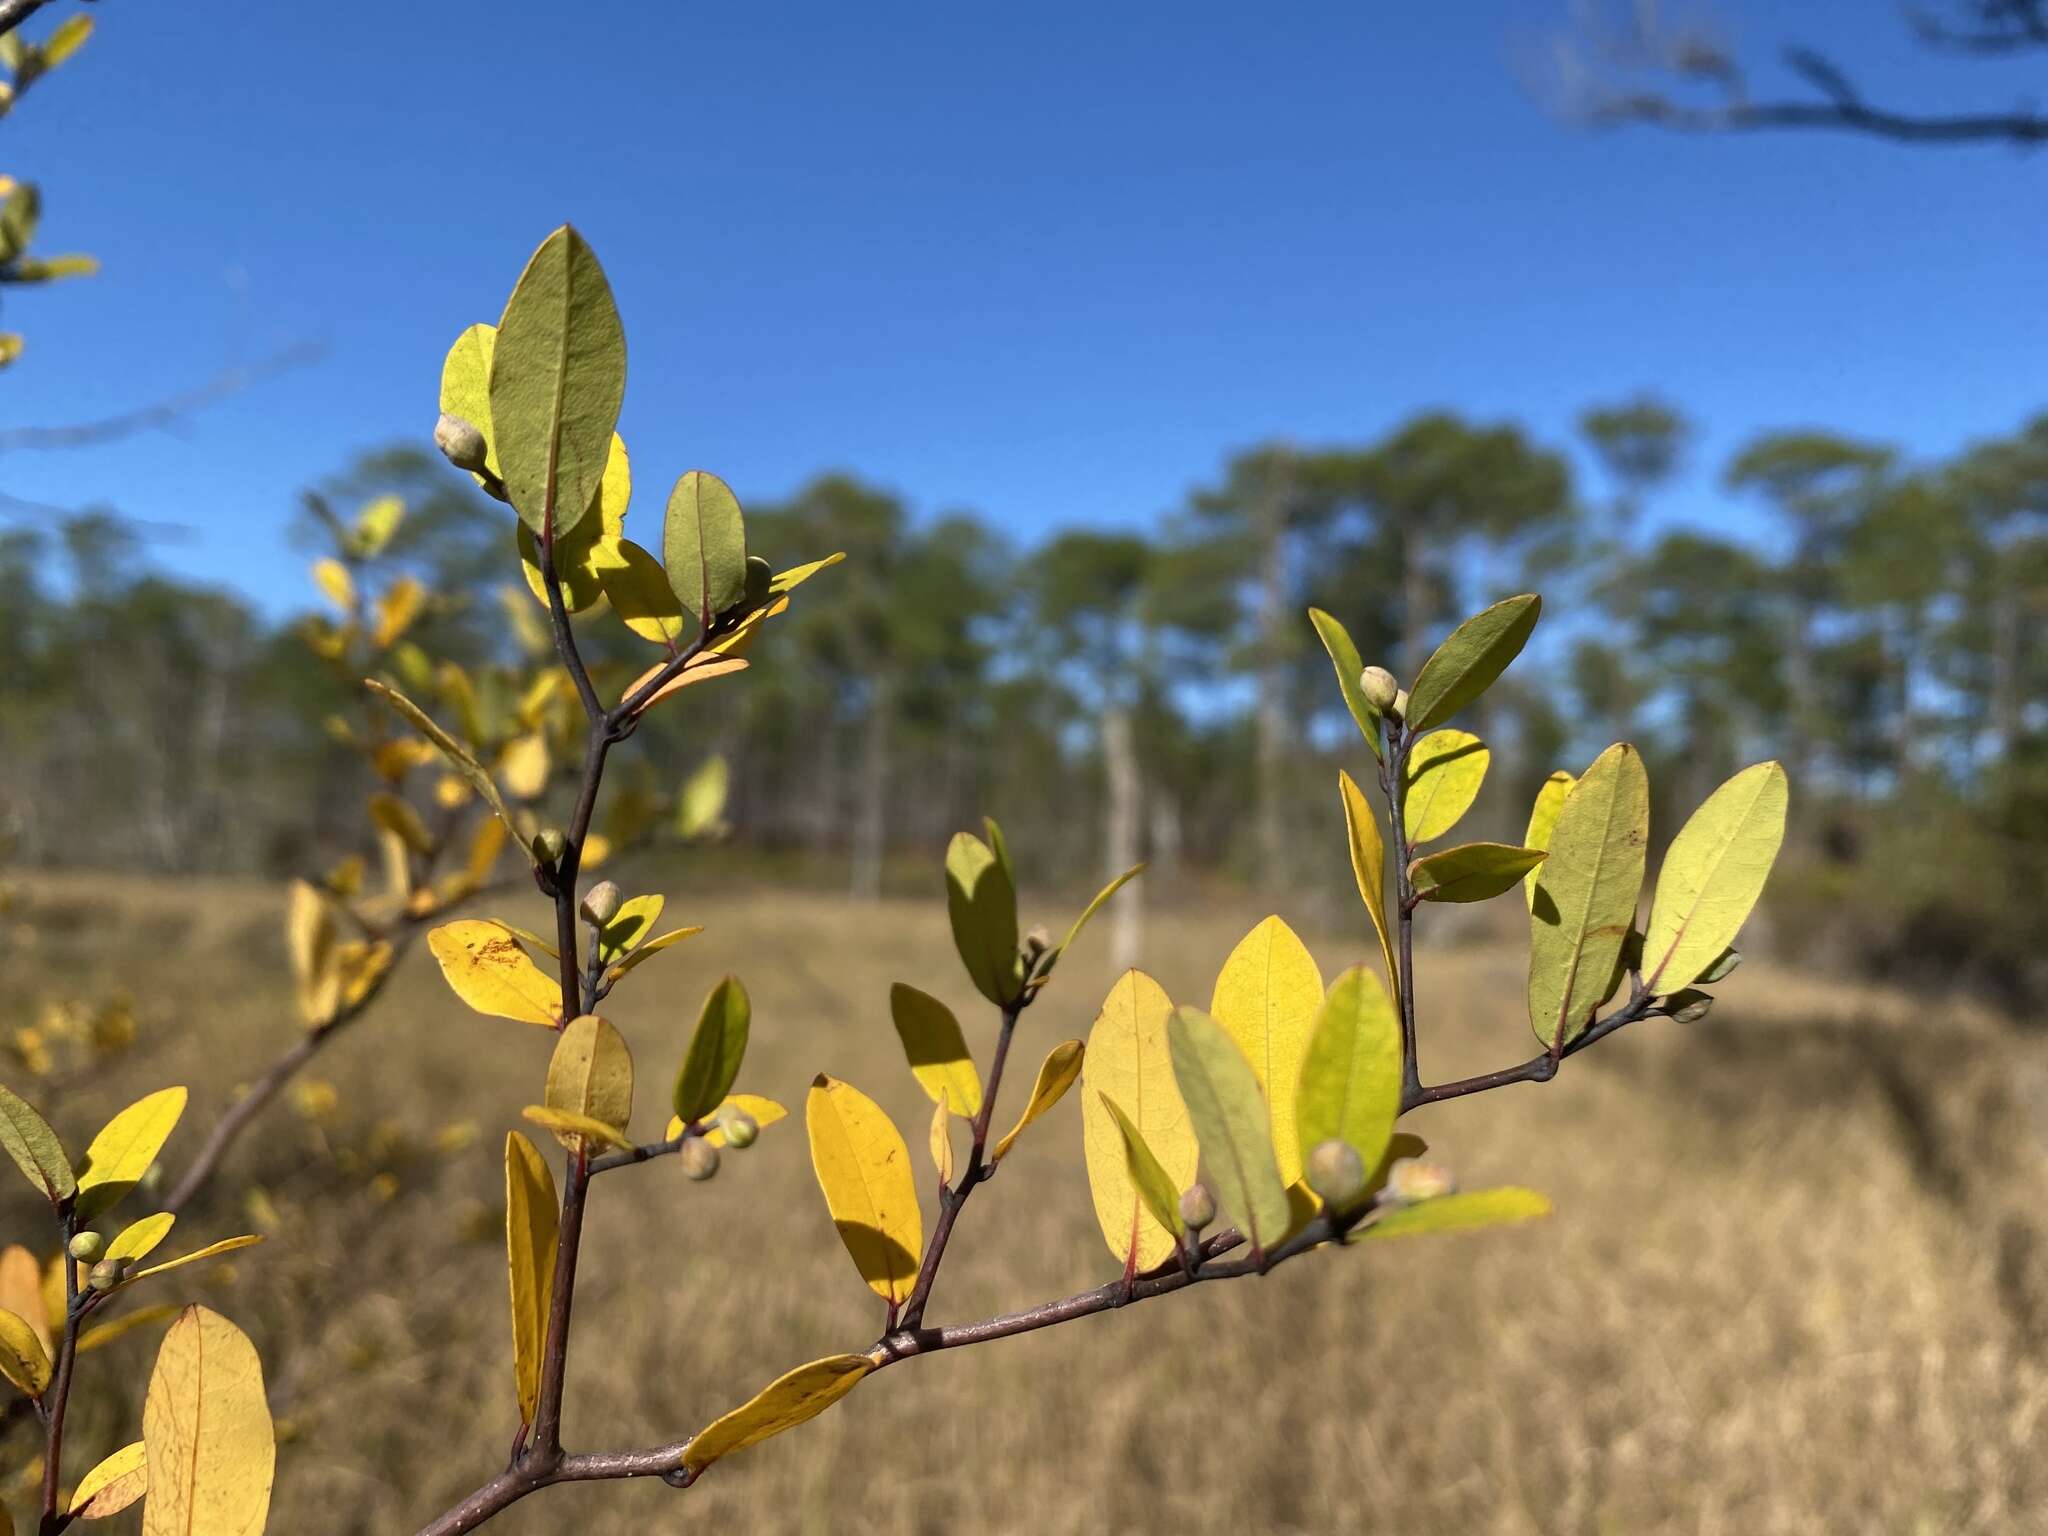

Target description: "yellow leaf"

left=368, top=791, right=434, bottom=855
left=601, top=925, right=704, bottom=989
left=514, top=432, right=629, bottom=612
left=1641, top=761, right=1790, bottom=994
left=41, top=13, right=94, bottom=69
left=681, top=1354, right=874, bottom=1476
left=372, top=576, right=426, bottom=650
left=990, top=1038, right=1082, bottom=1162
left=1403, top=729, right=1489, bottom=845
left=352, top=493, right=405, bottom=557
left=498, top=732, right=551, bottom=801
left=504, top=1132, right=557, bottom=1429
left=0, top=1305, right=51, bottom=1396
left=674, top=755, right=730, bottom=840
left=805, top=1075, right=922, bottom=1306
left=76, top=1086, right=186, bottom=1221
left=142, top=1306, right=275, bottom=1536
left=1080, top=971, right=1196, bottom=1272
left=599, top=538, right=687, bottom=646
left=0, top=1245, right=50, bottom=1359
left=106, top=1212, right=176, bottom=1264
left=888, top=983, right=982, bottom=1117
left=521, top=1105, right=633, bottom=1152
left=1522, top=770, right=1576, bottom=908
left=427, top=920, right=563, bottom=1027
left=1208, top=916, right=1323, bottom=1188
left=336, top=939, right=394, bottom=1013
left=69, top=1440, right=146, bottom=1519
left=545, top=1015, right=633, bottom=1134
left=617, top=654, right=749, bottom=714
left=580, top=832, right=615, bottom=869
left=668, top=1094, right=787, bottom=1147
left=285, top=880, right=341, bottom=1028
left=928, top=1100, right=954, bottom=1185
left=1167, top=1006, right=1292, bottom=1254
left=126, top=1236, right=263, bottom=1286
left=312, top=557, right=354, bottom=614
left=463, top=815, right=508, bottom=890
left=594, top=894, right=663, bottom=965
left=77, top=1304, right=180, bottom=1355
left=1338, top=770, right=1400, bottom=1001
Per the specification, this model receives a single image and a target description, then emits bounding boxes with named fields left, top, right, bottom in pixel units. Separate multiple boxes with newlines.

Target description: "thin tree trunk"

left=850, top=684, right=888, bottom=902
left=1101, top=705, right=1142, bottom=971
left=1255, top=484, right=1288, bottom=891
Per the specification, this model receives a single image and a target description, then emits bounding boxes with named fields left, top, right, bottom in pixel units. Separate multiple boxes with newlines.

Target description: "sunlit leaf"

left=1355, top=1186, right=1551, bottom=1241
left=428, top=920, right=564, bottom=1027
left=0, top=1306, right=51, bottom=1396
left=767, top=552, right=846, bottom=597
left=675, top=755, right=730, bottom=840
left=667, top=1093, right=788, bottom=1146
left=285, top=879, right=341, bottom=1028
left=1167, top=1006, right=1291, bottom=1255
left=1403, top=729, right=1488, bottom=845
left=1099, top=1095, right=1185, bottom=1242
left=126, top=1236, right=263, bottom=1285
left=546, top=1015, right=634, bottom=1134
left=1208, top=915, right=1322, bottom=1188
left=1080, top=971, right=1194, bottom=1272
left=141, top=1306, right=275, bottom=1536
left=990, top=1040, right=1082, bottom=1162
left=1405, top=594, right=1541, bottom=732
left=504, top=1131, right=557, bottom=1430
left=663, top=470, right=748, bottom=631
left=497, top=732, right=550, bottom=801
left=438, top=322, right=503, bottom=484
left=0, top=1083, right=73, bottom=1204
left=928, top=1100, right=955, bottom=1185
left=1522, top=769, right=1575, bottom=908
left=106, top=1212, right=176, bottom=1265
left=69, top=1439, right=146, bottom=1519
left=521, top=1105, right=633, bottom=1152
left=1295, top=966, right=1401, bottom=1182
left=372, top=577, right=426, bottom=650
left=1408, top=842, right=1546, bottom=903
left=596, top=894, right=663, bottom=965
left=673, top=978, right=750, bottom=1125
left=680, top=1354, right=875, bottom=1476
left=617, top=654, right=750, bottom=715
left=1306, top=607, right=1385, bottom=763
left=78, top=1304, right=180, bottom=1355
left=601, top=925, right=705, bottom=989
left=0, top=1246, right=48, bottom=1359
left=805, top=1075, right=921, bottom=1306
left=1527, top=744, right=1649, bottom=1051
left=1338, top=770, right=1400, bottom=999
left=600, top=537, right=688, bottom=645
left=352, top=494, right=405, bottom=559
left=69, top=1086, right=184, bottom=1222
left=311, top=557, right=354, bottom=614
left=1641, top=761, right=1789, bottom=995
left=515, top=433, right=628, bottom=611
left=945, top=831, right=1021, bottom=1007
left=888, top=984, right=982, bottom=1117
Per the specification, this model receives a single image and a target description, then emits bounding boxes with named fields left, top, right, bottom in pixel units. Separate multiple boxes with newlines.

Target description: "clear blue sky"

left=3, top=0, right=2041, bottom=614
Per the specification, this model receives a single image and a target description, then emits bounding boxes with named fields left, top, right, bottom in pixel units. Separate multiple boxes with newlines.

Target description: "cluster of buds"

left=1358, top=666, right=1408, bottom=725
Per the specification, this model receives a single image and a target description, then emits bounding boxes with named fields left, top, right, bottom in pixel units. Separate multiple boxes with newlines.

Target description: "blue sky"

left=3, top=1, right=2041, bottom=614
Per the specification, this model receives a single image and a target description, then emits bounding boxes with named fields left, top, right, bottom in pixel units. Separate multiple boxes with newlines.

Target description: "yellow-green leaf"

left=0, top=1083, right=73, bottom=1204
left=1405, top=593, right=1541, bottom=732
left=596, top=894, right=664, bottom=965
left=888, top=984, right=981, bottom=1117
left=70, top=1439, right=146, bottom=1519
left=0, top=1306, right=51, bottom=1396
left=126, top=1236, right=263, bottom=1285
left=667, top=1093, right=788, bottom=1146
left=1356, top=1186, right=1552, bottom=1241
left=106, top=1213, right=176, bottom=1265
left=41, top=14, right=94, bottom=68
left=546, top=1015, right=634, bottom=1133
left=600, top=537, right=688, bottom=646
left=1080, top=971, right=1195, bottom=1272
left=1166, top=1006, right=1292, bottom=1255
left=312, top=557, right=354, bottom=614
left=1528, top=744, right=1649, bottom=1050
left=1523, top=769, right=1576, bottom=907
left=944, top=832, right=1021, bottom=1007
left=439, top=322, right=503, bottom=483
left=353, top=494, right=405, bottom=558
left=680, top=1354, right=874, bottom=1476
left=673, top=977, right=750, bottom=1125
left=497, top=733, right=550, bottom=801
left=515, top=433, right=627, bottom=611
left=1403, top=729, right=1488, bottom=845
left=928, top=1100, right=955, bottom=1185
left=805, top=1075, right=922, bottom=1306
left=363, top=680, right=537, bottom=869
left=1208, top=915, right=1323, bottom=1188
left=663, top=469, right=748, bottom=630
left=1338, top=770, right=1400, bottom=999
left=521, top=1106, right=633, bottom=1152
left=141, top=1306, right=275, bottom=1536
left=1034, top=863, right=1145, bottom=985
left=504, top=1131, right=557, bottom=1429
left=368, top=790, right=434, bottom=855
left=602, top=925, right=705, bottom=988
left=1099, top=1095, right=1185, bottom=1241
left=1409, top=842, right=1546, bottom=903
left=428, top=920, right=564, bottom=1027
left=1307, top=606, right=1386, bottom=763
left=1641, top=761, right=1789, bottom=995
left=77, top=1304, right=180, bottom=1355
left=76, top=1087, right=187, bottom=1221
left=489, top=226, right=625, bottom=539
left=675, top=755, right=730, bottom=841
left=990, top=1039, right=1083, bottom=1163
left=1296, top=966, right=1401, bottom=1180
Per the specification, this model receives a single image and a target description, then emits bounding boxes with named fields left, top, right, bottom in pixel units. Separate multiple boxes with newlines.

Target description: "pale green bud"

left=720, top=1110, right=759, bottom=1150
left=742, top=555, right=773, bottom=609
left=1178, top=1182, right=1216, bottom=1232
left=1358, top=666, right=1400, bottom=714
left=1389, top=688, right=1410, bottom=723
left=67, top=1231, right=104, bottom=1263
left=1305, top=1139, right=1366, bottom=1207
left=579, top=880, right=622, bottom=927
left=680, top=1138, right=721, bottom=1181
left=433, top=412, right=489, bottom=474
left=86, top=1257, right=132, bottom=1292
left=533, top=828, right=567, bottom=866
left=1667, top=989, right=1714, bottom=1024
left=1382, top=1156, right=1456, bottom=1205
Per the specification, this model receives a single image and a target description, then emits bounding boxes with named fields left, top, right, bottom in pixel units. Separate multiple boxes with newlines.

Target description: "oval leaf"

left=76, top=1087, right=187, bottom=1221
left=107, top=1212, right=177, bottom=1265
left=438, top=322, right=502, bottom=483
left=888, top=984, right=982, bottom=1117
left=1338, top=770, right=1400, bottom=997
left=663, top=469, right=748, bottom=630
left=521, top=1106, right=633, bottom=1152
left=0, top=1083, right=73, bottom=1204
left=1208, top=915, right=1323, bottom=1188
left=427, top=920, right=563, bottom=1027
left=1403, top=729, right=1489, bottom=845
left=1307, top=606, right=1385, bottom=763
left=504, top=1131, right=558, bottom=1429
left=990, top=1039, right=1083, bottom=1162
left=515, top=432, right=628, bottom=611
left=1405, top=593, right=1541, bottom=732
left=1099, top=1095, right=1185, bottom=1241
left=673, top=977, right=750, bottom=1125
left=805, top=1076, right=922, bottom=1306
left=1522, top=769, right=1576, bottom=908
left=546, top=1015, right=634, bottom=1135
left=1167, top=1006, right=1292, bottom=1256
left=600, top=537, right=688, bottom=646
left=1527, top=744, right=1650, bottom=1050
left=1080, top=972, right=1195, bottom=1272
left=0, top=1306, right=52, bottom=1397
left=1641, top=761, right=1789, bottom=994
left=1408, top=842, right=1547, bottom=904
left=681, top=1354, right=874, bottom=1476
left=70, top=1440, right=147, bottom=1519
left=142, top=1306, right=275, bottom=1536
left=944, top=832, right=1021, bottom=1007
left=1296, top=966, right=1401, bottom=1180
left=0, top=1246, right=49, bottom=1358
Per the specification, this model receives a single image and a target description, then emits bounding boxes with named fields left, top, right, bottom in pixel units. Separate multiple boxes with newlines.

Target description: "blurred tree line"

left=4, top=402, right=2044, bottom=1004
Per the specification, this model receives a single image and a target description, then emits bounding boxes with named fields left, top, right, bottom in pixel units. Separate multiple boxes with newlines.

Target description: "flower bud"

left=533, top=828, right=567, bottom=866
left=743, top=554, right=773, bottom=608
left=1358, top=666, right=1400, bottom=714
left=1305, top=1139, right=1366, bottom=1208
left=1177, top=1182, right=1216, bottom=1232
left=1389, top=688, right=1410, bottom=723
left=1667, top=988, right=1714, bottom=1024
left=1381, top=1156, right=1456, bottom=1205
left=579, top=880, right=622, bottom=927
left=1023, top=924, right=1052, bottom=959
left=680, top=1138, right=721, bottom=1181
left=433, top=412, right=490, bottom=474
left=720, top=1109, right=759, bottom=1150
left=67, top=1231, right=104, bottom=1263
left=87, top=1257, right=132, bottom=1292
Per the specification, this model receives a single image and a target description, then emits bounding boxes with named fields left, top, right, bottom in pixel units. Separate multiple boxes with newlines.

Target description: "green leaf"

left=1098, top=1095, right=1185, bottom=1241
left=1165, top=1007, right=1291, bottom=1256
left=1295, top=966, right=1401, bottom=1179
left=1403, top=729, right=1488, bottom=845
left=1408, top=843, right=1546, bottom=904
left=1355, top=1187, right=1551, bottom=1241
left=888, top=984, right=981, bottom=1117
left=662, top=470, right=748, bottom=631
left=488, top=226, right=626, bottom=539
left=76, top=1087, right=187, bottom=1222
left=673, top=977, right=750, bottom=1124
left=1307, top=608, right=1384, bottom=764
left=0, top=1083, right=73, bottom=1204
left=944, top=831, right=1021, bottom=1006
left=1527, top=744, right=1650, bottom=1051
left=1034, top=863, right=1144, bottom=985
left=1521, top=769, right=1575, bottom=908
left=1404, top=594, right=1541, bottom=732
left=1641, top=762, right=1789, bottom=994
left=545, top=1015, right=634, bottom=1133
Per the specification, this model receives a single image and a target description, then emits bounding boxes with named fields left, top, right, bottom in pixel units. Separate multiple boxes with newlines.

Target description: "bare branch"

left=0, top=342, right=325, bottom=455
left=0, top=0, right=57, bottom=43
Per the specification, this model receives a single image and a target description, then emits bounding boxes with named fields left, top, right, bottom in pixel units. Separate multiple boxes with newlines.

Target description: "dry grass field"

left=7, top=868, right=2048, bottom=1535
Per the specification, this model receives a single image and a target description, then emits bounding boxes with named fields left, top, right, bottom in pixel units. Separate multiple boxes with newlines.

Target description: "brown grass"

left=7, top=870, right=2048, bottom=1535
